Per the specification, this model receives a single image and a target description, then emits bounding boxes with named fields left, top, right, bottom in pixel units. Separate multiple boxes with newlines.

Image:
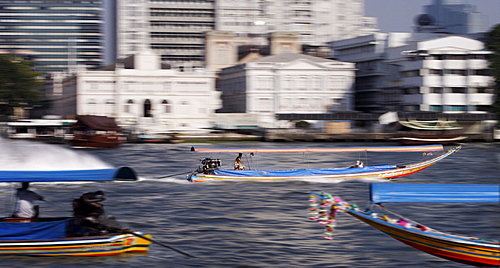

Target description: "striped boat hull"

left=190, top=147, right=460, bottom=182
left=0, top=233, right=152, bottom=256
left=347, top=209, right=500, bottom=267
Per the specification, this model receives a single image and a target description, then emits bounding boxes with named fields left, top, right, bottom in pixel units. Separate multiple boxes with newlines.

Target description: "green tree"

left=0, top=54, right=43, bottom=116
left=486, top=24, right=500, bottom=125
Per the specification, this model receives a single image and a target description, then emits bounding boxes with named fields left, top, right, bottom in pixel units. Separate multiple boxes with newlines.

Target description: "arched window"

left=125, top=99, right=134, bottom=113
left=143, top=99, right=152, bottom=117
left=162, top=99, right=171, bottom=113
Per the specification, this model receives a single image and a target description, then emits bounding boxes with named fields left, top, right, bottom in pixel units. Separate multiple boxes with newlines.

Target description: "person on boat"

left=12, top=182, right=44, bottom=220
left=234, top=153, right=246, bottom=170
left=350, top=160, right=363, bottom=168
left=72, top=190, right=123, bottom=235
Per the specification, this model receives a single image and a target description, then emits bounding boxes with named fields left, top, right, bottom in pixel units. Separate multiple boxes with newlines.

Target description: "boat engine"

left=196, top=158, right=222, bottom=174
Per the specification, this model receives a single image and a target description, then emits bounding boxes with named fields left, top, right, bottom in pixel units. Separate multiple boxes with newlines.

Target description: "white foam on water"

left=0, top=137, right=112, bottom=170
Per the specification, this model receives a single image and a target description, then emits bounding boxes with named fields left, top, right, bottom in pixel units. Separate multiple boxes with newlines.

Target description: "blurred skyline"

left=365, top=0, right=500, bottom=33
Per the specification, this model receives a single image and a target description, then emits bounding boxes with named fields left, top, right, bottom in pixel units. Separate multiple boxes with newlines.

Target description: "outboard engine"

left=196, top=158, right=222, bottom=174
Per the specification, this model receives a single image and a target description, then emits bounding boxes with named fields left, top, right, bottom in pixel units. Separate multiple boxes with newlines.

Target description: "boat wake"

left=0, top=137, right=112, bottom=170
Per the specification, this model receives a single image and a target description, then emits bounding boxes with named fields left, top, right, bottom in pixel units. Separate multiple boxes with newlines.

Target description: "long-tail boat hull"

left=189, top=146, right=461, bottom=182
left=347, top=209, right=499, bottom=267
left=308, top=184, right=500, bottom=267
left=0, top=167, right=152, bottom=256
left=0, top=232, right=152, bottom=256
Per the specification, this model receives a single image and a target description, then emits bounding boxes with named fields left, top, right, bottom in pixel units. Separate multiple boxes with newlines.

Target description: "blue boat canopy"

left=214, top=165, right=396, bottom=177
left=191, top=144, right=444, bottom=153
left=370, top=183, right=500, bottom=203
left=0, top=166, right=138, bottom=182
left=0, top=219, right=69, bottom=240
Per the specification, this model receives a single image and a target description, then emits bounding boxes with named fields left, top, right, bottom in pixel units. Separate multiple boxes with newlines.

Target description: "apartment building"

left=332, top=34, right=494, bottom=114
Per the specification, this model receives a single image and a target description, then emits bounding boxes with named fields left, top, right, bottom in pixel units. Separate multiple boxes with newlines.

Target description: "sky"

left=364, top=0, right=500, bottom=33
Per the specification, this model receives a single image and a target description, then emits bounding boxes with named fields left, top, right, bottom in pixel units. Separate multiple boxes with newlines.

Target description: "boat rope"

left=244, top=153, right=253, bottom=170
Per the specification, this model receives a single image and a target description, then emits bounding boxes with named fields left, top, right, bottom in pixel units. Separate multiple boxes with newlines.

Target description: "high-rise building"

left=116, top=0, right=215, bottom=69
left=0, top=0, right=104, bottom=75
left=415, top=0, right=486, bottom=34
left=116, top=0, right=377, bottom=69
left=216, top=0, right=377, bottom=46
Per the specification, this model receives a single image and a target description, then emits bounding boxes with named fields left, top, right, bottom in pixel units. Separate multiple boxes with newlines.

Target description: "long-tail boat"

left=308, top=183, right=500, bottom=267
left=0, top=167, right=152, bottom=256
left=187, top=145, right=461, bottom=182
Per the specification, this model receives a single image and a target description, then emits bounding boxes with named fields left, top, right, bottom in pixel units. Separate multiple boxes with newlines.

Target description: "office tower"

left=216, top=0, right=377, bottom=47
left=116, top=0, right=376, bottom=69
left=116, top=0, right=215, bottom=69
left=416, top=0, right=486, bottom=34
left=0, top=0, right=104, bottom=75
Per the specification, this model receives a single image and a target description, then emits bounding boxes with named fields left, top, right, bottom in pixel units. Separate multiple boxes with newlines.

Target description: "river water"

left=0, top=139, right=498, bottom=268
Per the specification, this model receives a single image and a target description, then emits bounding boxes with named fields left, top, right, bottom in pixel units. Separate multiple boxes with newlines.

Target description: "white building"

left=386, top=35, right=494, bottom=113
left=54, top=51, right=219, bottom=134
left=332, top=34, right=494, bottom=114
left=218, top=53, right=356, bottom=128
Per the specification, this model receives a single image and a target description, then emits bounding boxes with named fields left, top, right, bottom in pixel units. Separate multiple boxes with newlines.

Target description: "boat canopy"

left=191, top=144, right=444, bottom=154
left=370, top=183, right=500, bottom=203
left=73, top=115, right=122, bottom=131
left=399, top=120, right=462, bottom=130
left=0, top=219, right=69, bottom=240
left=214, top=165, right=396, bottom=177
left=0, top=166, right=138, bottom=182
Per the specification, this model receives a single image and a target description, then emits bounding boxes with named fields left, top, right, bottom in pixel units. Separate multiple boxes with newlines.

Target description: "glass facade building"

left=0, top=0, right=104, bottom=75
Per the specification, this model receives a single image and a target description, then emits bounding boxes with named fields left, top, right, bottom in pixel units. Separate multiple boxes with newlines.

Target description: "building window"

left=446, top=69, right=467, bottom=76
left=445, top=105, right=466, bottom=111
left=125, top=99, right=134, bottom=113
left=470, top=69, right=491, bottom=76
left=162, top=99, right=171, bottom=113
left=143, top=99, right=152, bottom=117
left=430, top=87, right=442, bottom=93
left=451, top=87, right=467, bottom=93
left=444, top=55, right=466, bottom=60
left=476, top=87, right=493, bottom=93
left=476, top=105, right=491, bottom=112
left=467, top=54, right=486, bottom=60
left=429, top=105, right=442, bottom=111
left=429, top=69, right=443, bottom=76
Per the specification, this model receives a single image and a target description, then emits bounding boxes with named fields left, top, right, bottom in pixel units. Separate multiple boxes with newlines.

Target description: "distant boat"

left=0, top=167, right=153, bottom=256
left=70, top=115, right=126, bottom=148
left=187, top=145, right=461, bottom=182
left=309, top=183, right=500, bottom=267
left=128, top=133, right=184, bottom=144
left=392, top=120, right=467, bottom=145
left=1, top=119, right=76, bottom=143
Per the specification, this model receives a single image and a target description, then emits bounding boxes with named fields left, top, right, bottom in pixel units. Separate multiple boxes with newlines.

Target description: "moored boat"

left=187, top=145, right=461, bottom=182
left=392, top=119, right=467, bottom=145
left=308, top=183, right=500, bottom=267
left=0, top=167, right=153, bottom=256
left=71, top=115, right=126, bottom=148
